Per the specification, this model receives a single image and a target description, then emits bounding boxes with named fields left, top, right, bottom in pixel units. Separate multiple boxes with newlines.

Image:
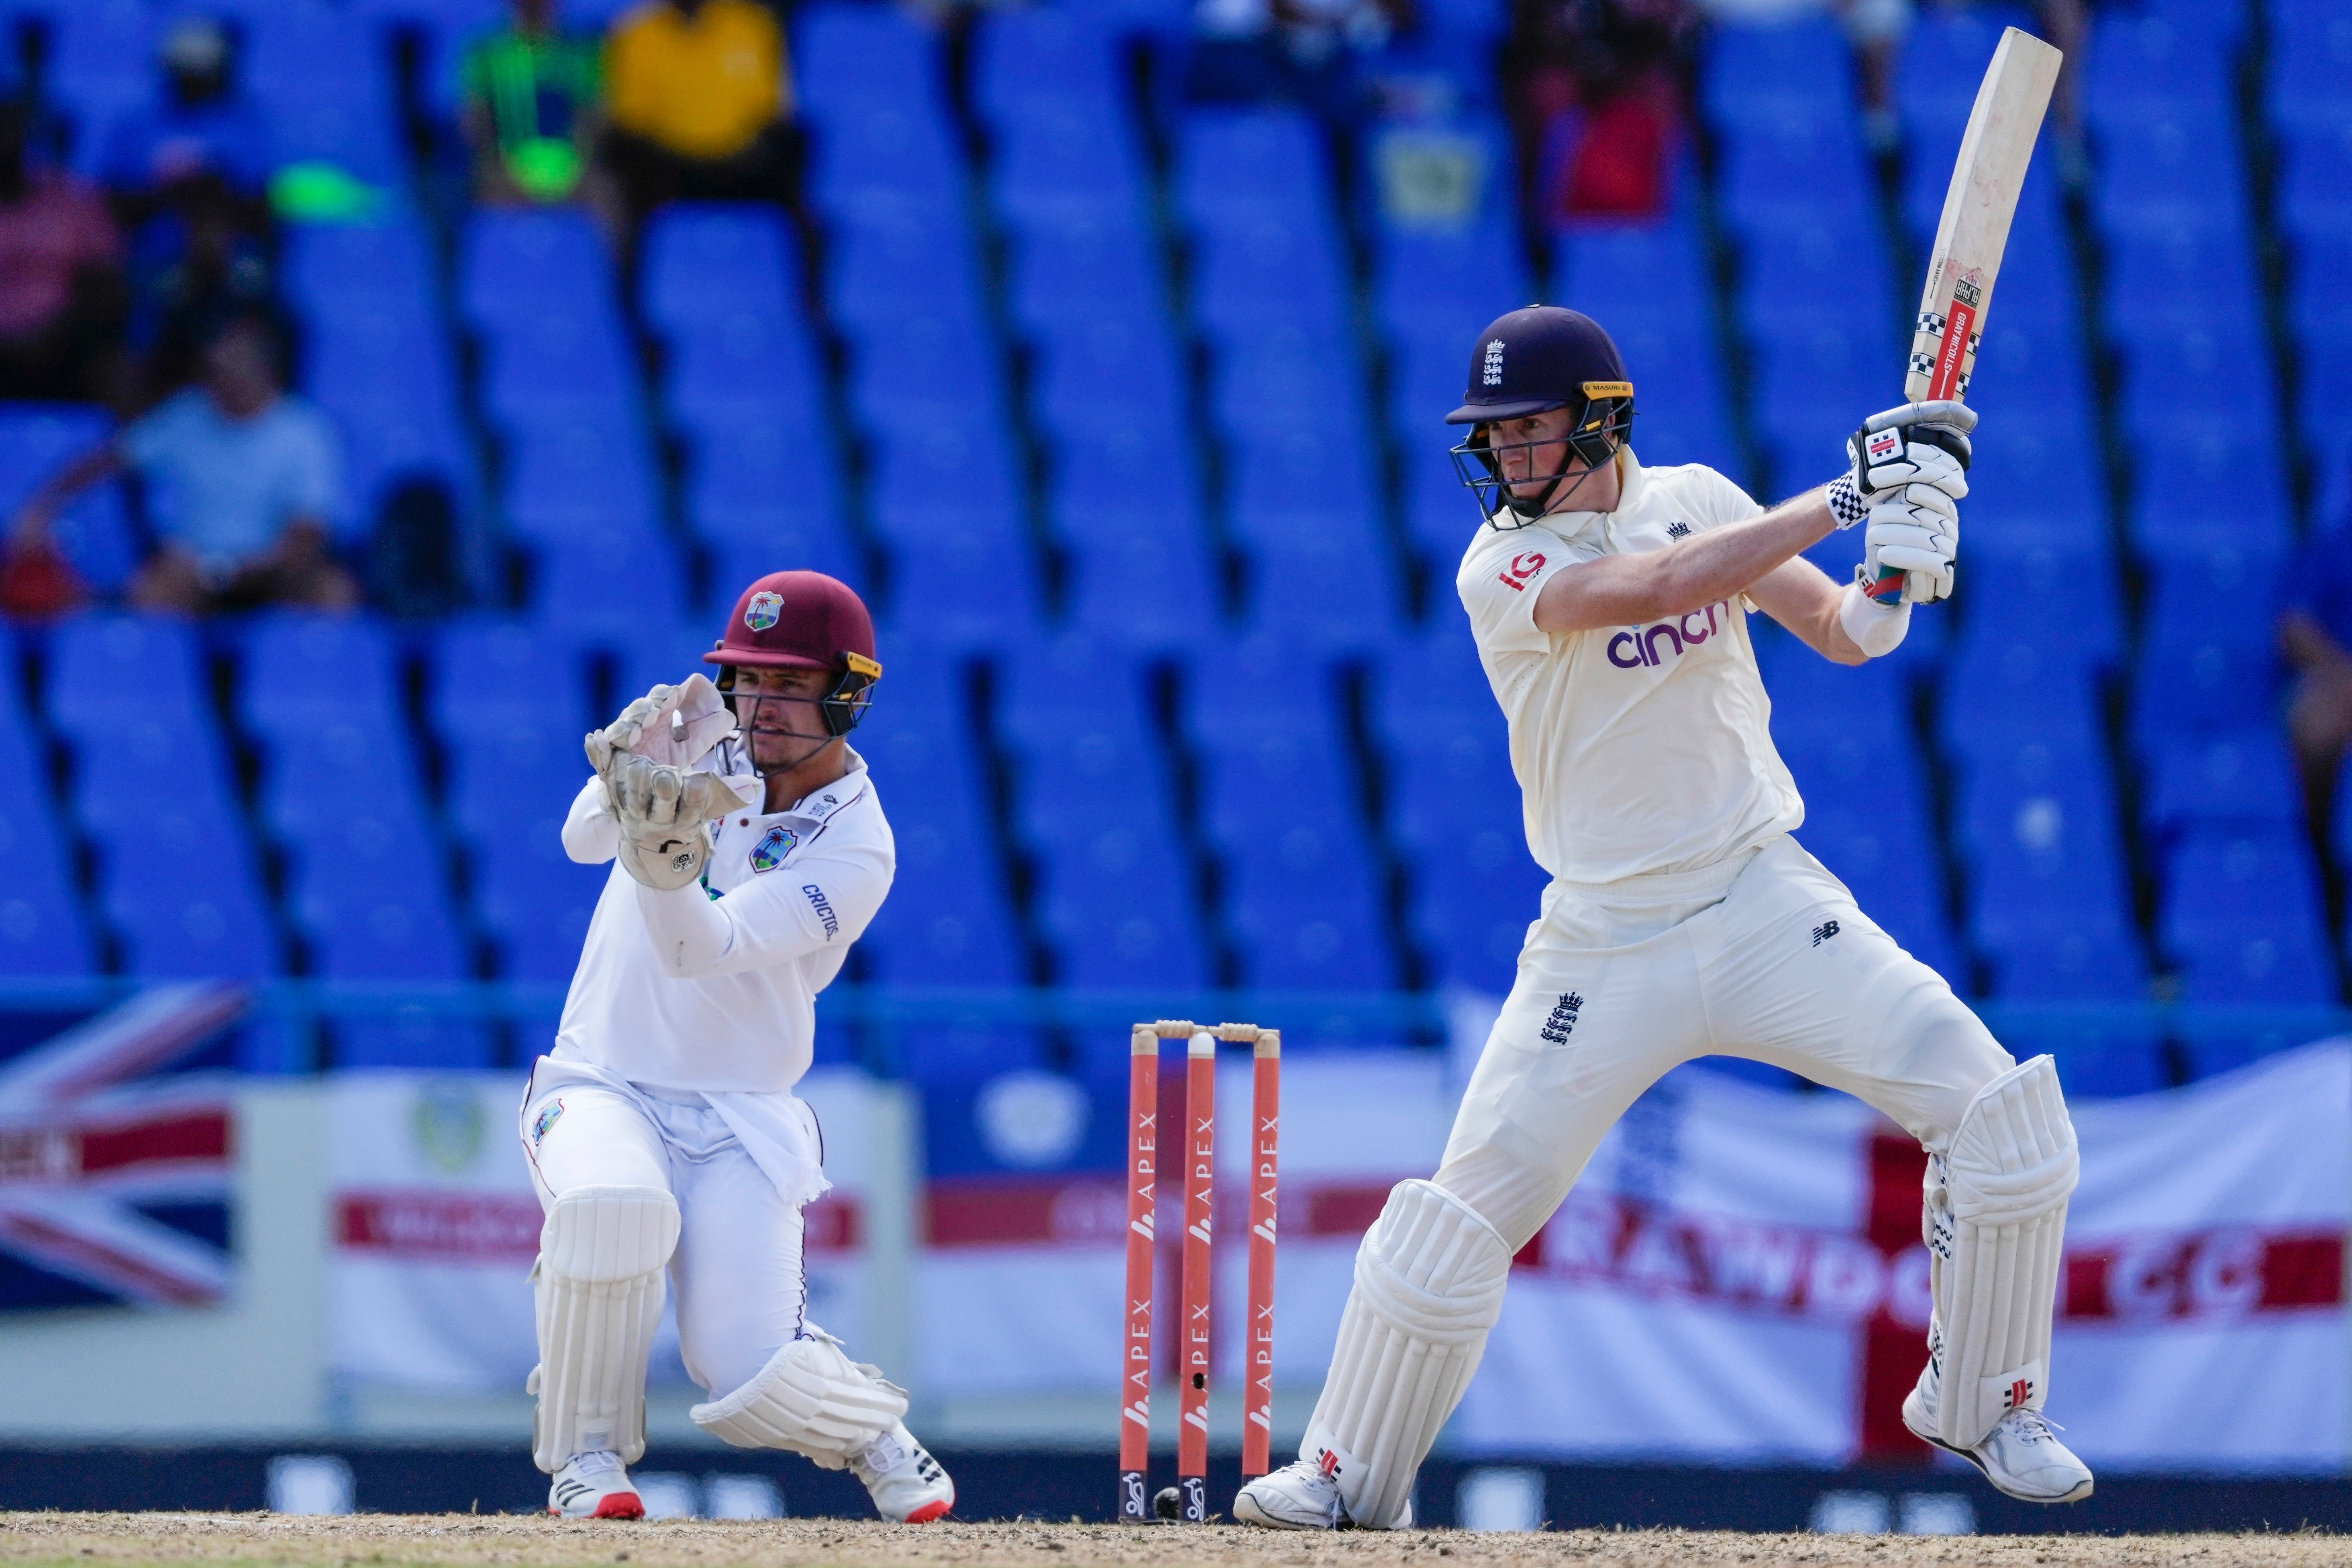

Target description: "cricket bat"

left=1870, top=26, right=2062, bottom=604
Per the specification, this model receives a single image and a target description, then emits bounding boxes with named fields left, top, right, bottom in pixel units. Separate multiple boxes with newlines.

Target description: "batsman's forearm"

left=1533, top=489, right=1837, bottom=634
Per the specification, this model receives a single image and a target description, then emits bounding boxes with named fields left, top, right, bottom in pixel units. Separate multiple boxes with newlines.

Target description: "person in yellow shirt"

left=600, top=0, right=798, bottom=243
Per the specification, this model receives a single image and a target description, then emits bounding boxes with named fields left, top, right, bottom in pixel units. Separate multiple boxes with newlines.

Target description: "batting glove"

left=1848, top=399, right=1975, bottom=501
left=1865, top=484, right=1960, bottom=602
left=585, top=674, right=736, bottom=775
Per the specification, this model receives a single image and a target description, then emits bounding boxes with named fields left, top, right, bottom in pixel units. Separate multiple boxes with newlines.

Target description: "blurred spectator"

left=1188, top=0, right=1416, bottom=125
left=8, top=314, right=355, bottom=615
left=101, top=17, right=271, bottom=203
left=601, top=0, right=796, bottom=240
left=2283, top=518, right=2352, bottom=838
left=0, top=100, right=128, bottom=403
left=1512, top=0, right=1695, bottom=222
left=461, top=0, right=612, bottom=212
left=98, top=15, right=278, bottom=403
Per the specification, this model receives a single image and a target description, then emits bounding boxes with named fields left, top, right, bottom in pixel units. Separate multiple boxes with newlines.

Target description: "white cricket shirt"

left=1455, top=449, right=1804, bottom=885
left=552, top=744, right=893, bottom=1093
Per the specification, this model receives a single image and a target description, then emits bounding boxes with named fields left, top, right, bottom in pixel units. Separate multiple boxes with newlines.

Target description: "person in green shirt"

left=460, top=0, right=608, bottom=207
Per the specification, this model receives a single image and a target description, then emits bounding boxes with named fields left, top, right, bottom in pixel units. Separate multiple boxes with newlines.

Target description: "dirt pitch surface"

left=5, top=1515, right=2351, bottom=1568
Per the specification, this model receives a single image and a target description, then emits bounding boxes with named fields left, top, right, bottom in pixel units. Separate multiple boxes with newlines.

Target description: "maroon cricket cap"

left=704, top=570, right=878, bottom=675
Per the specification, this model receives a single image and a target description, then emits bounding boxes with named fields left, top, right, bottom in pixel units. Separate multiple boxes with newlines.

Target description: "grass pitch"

left=2, top=1515, right=2348, bottom=1568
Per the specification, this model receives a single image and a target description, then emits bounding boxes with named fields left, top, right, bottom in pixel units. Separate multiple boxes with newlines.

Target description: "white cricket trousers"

left=523, top=1082, right=809, bottom=1402
left=1436, top=833, right=2018, bottom=1251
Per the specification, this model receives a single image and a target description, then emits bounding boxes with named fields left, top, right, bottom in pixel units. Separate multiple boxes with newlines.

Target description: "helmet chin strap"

left=736, top=696, right=836, bottom=781
left=1503, top=439, right=1612, bottom=522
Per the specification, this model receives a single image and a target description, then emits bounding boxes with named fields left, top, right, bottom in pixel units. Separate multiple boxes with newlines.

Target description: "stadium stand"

left=0, top=0, right=2335, bottom=1103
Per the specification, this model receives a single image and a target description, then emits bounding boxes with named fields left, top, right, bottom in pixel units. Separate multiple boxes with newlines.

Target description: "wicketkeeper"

left=1236, top=307, right=2089, bottom=1528
left=520, top=569, right=954, bottom=1522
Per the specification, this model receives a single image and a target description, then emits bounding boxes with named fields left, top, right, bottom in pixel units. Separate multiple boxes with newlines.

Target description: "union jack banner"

left=0, top=985, right=247, bottom=1311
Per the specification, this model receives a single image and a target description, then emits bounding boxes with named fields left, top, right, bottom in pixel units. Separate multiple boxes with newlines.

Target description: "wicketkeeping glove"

left=596, top=751, right=747, bottom=891
left=585, top=674, right=736, bottom=775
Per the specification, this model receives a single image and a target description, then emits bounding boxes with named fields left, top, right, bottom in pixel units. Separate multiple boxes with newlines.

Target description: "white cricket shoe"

left=850, top=1422, right=954, bottom=1522
left=1234, top=1458, right=1342, bottom=1530
left=1903, top=1387, right=2094, bottom=1503
left=547, top=1451, right=644, bottom=1519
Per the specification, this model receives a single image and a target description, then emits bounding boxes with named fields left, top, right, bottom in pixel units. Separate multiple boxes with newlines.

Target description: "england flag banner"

left=0, top=985, right=244, bottom=1313
left=1458, top=1042, right=2350, bottom=1472
left=327, top=1068, right=882, bottom=1392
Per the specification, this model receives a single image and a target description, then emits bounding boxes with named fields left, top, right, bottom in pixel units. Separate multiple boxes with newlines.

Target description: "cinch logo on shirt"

left=1606, top=600, right=1733, bottom=669
left=1495, top=551, right=1546, bottom=593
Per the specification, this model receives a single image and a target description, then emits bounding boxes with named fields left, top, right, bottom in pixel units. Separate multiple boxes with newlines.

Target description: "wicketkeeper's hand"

left=595, top=750, right=747, bottom=891
left=585, top=674, right=736, bottom=775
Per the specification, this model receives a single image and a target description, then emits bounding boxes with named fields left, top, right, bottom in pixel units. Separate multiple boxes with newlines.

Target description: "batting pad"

left=530, top=1184, right=680, bottom=1473
left=1303, top=1179, right=1512, bottom=1530
left=1927, top=1054, right=2077, bottom=1450
left=689, top=1323, right=909, bottom=1467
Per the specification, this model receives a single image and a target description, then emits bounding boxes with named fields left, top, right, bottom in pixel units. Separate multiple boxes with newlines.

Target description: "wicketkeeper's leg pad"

left=1922, top=1054, right=2077, bottom=1450
left=530, top=1184, right=680, bottom=1473
left=689, top=1323, right=909, bottom=1468
left=1301, top=1179, right=1512, bottom=1530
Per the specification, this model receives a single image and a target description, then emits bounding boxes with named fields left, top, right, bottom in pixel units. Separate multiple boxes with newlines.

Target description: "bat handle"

left=1865, top=563, right=1931, bottom=607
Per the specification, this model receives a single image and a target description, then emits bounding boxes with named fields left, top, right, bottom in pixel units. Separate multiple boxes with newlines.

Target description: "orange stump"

left=1117, top=1026, right=1158, bottom=1523
left=1242, top=1033, right=1281, bottom=1478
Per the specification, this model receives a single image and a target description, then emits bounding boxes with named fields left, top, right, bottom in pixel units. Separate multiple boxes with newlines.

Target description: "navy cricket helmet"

left=1446, top=306, right=1636, bottom=527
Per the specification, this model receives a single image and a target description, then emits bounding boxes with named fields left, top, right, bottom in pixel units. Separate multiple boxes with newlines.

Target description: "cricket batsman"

left=519, top=569, right=954, bottom=1522
left=1235, top=307, right=2091, bottom=1527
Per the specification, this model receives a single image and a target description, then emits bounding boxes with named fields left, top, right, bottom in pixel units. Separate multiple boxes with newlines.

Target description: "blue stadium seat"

left=806, top=101, right=964, bottom=222
left=663, top=312, right=827, bottom=431
left=824, top=210, right=988, bottom=332
left=844, top=310, right=1005, bottom=427
left=990, top=98, right=1148, bottom=227
left=1054, top=491, right=1220, bottom=651
left=1373, top=630, right=1548, bottom=992
left=1937, top=631, right=2103, bottom=758
left=1740, top=223, right=1895, bottom=325
left=998, top=642, right=1209, bottom=987
left=849, top=645, right=1027, bottom=985
left=502, top=420, right=661, bottom=536
left=459, top=209, right=610, bottom=324
left=641, top=204, right=798, bottom=332
left=2128, top=633, right=2284, bottom=755
left=1555, top=217, right=1713, bottom=328
left=2140, top=541, right=2284, bottom=652
left=1895, top=6, right=2035, bottom=130
left=1716, top=110, right=1875, bottom=230
left=240, top=614, right=402, bottom=734
left=971, top=5, right=1124, bottom=128
left=2278, top=121, right=2352, bottom=239
left=0, top=660, right=93, bottom=977
left=1190, top=212, right=1351, bottom=339
left=1008, top=219, right=1165, bottom=338
left=2093, top=107, right=2244, bottom=224
left=47, top=614, right=211, bottom=732
left=2084, top=12, right=2233, bottom=128
left=478, top=310, right=642, bottom=432
left=1374, top=223, right=1530, bottom=344
left=796, top=1, right=941, bottom=113
left=1997, top=1014, right=2167, bottom=1098
left=2159, top=827, right=2337, bottom=1003
left=49, top=0, right=156, bottom=168
left=2102, top=212, right=2262, bottom=321
left=103, top=842, right=280, bottom=981
left=471, top=816, right=604, bottom=984
left=0, top=406, right=134, bottom=591
left=866, top=421, right=1024, bottom=528
left=1028, top=311, right=1189, bottom=434
left=2268, top=8, right=2352, bottom=138
left=1952, top=727, right=2125, bottom=872
left=2144, top=729, right=2300, bottom=841
left=528, top=527, right=688, bottom=635
left=1184, top=638, right=1394, bottom=991
left=1951, top=544, right=2114, bottom=665
left=1208, top=331, right=1369, bottom=439
left=1177, top=109, right=1329, bottom=228
left=681, top=418, right=842, bottom=533
left=430, top=618, right=591, bottom=740
left=1968, top=839, right=2147, bottom=1001
left=283, top=220, right=437, bottom=316
left=1701, top=18, right=1851, bottom=126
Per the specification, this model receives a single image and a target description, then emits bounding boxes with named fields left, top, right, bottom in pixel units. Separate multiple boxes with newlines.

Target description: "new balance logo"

left=1811, top=920, right=1840, bottom=947
left=1540, top=991, right=1584, bottom=1044
left=1666, top=521, right=1691, bottom=539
